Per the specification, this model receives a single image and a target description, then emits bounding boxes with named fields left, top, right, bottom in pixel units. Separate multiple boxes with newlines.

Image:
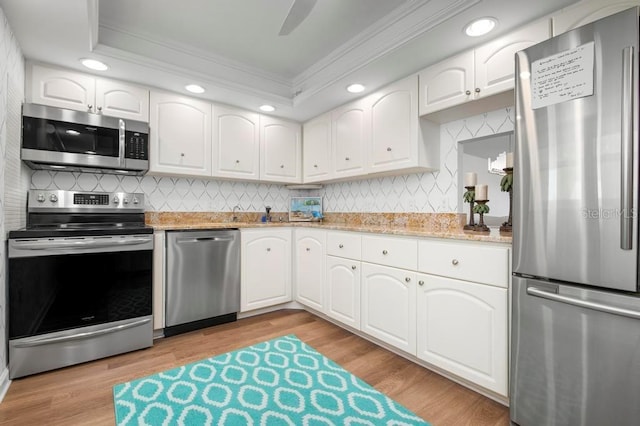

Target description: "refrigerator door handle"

left=527, top=285, right=640, bottom=320
left=620, top=45, right=634, bottom=250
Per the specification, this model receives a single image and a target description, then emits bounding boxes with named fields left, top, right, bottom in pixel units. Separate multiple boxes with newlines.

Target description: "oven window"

left=22, top=116, right=119, bottom=157
left=9, top=250, right=152, bottom=339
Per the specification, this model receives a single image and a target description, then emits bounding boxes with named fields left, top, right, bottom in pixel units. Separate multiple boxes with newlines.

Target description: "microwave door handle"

left=118, top=119, right=125, bottom=168
left=621, top=46, right=634, bottom=250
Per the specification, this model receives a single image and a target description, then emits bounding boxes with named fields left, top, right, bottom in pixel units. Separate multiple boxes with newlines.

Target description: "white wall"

left=0, top=4, right=26, bottom=396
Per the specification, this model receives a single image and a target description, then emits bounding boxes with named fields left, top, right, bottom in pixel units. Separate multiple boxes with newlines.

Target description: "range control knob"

left=123, top=198, right=130, bottom=205
left=132, top=197, right=139, bottom=205
left=37, top=193, right=46, bottom=203
left=113, top=196, right=120, bottom=205
left=49, top=194, right=58, bottom=203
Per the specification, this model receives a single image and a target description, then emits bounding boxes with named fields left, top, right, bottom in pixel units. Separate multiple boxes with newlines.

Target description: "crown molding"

left=291, top=0, right=481, bottom=104
left=97, top=22, right=293, bottom=94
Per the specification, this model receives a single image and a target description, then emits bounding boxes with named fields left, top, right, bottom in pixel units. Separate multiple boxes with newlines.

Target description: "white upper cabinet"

left=302, top=113, right=332, bottom=182
left=553, top=0, right=640, bottom=35
left=474, top=19, right=551, bottom=98
left=95, top=79, right=149, bottom=122
left=212, top=105, right=260, bottom=181
left=149, top=91, right=212, bottom=176
left=332, top=98, right=370, bottom=179
left=419, top=19, right=550, bottom=116
left=260, top=116, right=302, bottom=183
left=418, top=51, right=475, bottom=115
left=368, top=75, right=437, bottom=174
left=29, top=64, right=149, bottom=121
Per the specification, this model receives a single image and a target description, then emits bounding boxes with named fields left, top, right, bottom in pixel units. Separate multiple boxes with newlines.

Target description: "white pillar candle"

left=464, top=172, right=477, bottom=187
left=475, top=184, right=488, bottom=200
left=506, top=152, right=514, bottom=168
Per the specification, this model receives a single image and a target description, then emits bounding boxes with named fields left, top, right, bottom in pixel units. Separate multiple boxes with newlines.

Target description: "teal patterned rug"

left=113, top=334, right=429, bottom=425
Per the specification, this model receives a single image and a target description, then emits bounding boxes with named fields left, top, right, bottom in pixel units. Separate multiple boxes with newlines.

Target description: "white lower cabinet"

left=241, top=229, right=292, bottom=312
left=294, top=229, right=326, bottom=312
left=361, top=263, right=417, bottom=354
left=416, top=273, right=508, bottom=396
left=326, top=256, right=361, bottom=330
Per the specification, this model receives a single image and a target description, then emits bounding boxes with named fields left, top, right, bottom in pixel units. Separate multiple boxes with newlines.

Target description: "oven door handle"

left=14, top=238, right=150, bottom=251
left=12, top=318, right=151, bottom=348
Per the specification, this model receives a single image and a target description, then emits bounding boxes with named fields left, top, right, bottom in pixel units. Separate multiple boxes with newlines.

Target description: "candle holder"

left=500, top=167, right=513, bottom=235
left=463, top=186, right=476, bottom=230
left=473, top=200, right=491, bottom=233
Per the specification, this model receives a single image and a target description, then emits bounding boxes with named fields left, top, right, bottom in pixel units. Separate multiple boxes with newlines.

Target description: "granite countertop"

left=147, top=212, right=511, bottom=244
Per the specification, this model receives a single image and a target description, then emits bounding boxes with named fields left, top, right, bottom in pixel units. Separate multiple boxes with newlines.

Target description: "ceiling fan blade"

left=278, top=0, right=318, bottom=36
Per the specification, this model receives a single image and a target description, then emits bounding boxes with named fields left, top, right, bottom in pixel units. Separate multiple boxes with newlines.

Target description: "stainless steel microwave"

left=21, top=103, right=149, bottom=175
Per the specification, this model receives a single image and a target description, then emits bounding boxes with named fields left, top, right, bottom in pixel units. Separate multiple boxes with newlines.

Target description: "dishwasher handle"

left=177, top=236, right=235, bottom=244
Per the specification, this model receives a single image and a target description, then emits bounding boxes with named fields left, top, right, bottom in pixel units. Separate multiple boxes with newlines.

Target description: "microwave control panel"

left=125, top=131, right=148, bottom=160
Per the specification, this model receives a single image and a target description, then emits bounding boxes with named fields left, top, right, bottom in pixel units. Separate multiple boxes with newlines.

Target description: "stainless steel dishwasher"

left=165, top=229, right=240, bottom=336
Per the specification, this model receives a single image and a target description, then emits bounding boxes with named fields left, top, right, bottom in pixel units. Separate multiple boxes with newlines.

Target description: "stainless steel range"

left=8, top=190, right=154, bottom=379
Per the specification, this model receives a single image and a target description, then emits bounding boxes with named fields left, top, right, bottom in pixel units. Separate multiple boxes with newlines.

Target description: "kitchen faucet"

left=232, top=205, right=242, bottom=222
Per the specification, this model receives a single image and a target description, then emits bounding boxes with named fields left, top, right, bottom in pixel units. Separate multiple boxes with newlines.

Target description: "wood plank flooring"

left=0, top=310, right=509, bottom=425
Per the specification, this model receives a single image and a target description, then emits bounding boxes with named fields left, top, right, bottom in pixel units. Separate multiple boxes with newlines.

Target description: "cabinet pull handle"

left=352, top=265, right=356, bottom=270
left=465, top=90, right=471, bottom=96
left=475, top=88, right=481, bottom=93
left=280, top=165, right=284, bottom=168
left=180, top=153, right=185, bottom=157
left=386, top=147, right=392, bottom=152
left=266, top=248, right=271, bottom=252
left=382, top=250, right=388, bottom=255
left=235, top=159, right=240, bottom=163
left=345, top=157, right=350, bottom=161
left=339, top=244, right=344, bottom=248
left=418, top=280, right=425, bottom=286
left=452, top=259, right=459, bottom=265
left=405, top=277, right=411, bottom=283
left=314, top=164, right=318, bottom=168
left=87, top=104, right=93, bottom=111
left=306, top=247, right=310, bottom=252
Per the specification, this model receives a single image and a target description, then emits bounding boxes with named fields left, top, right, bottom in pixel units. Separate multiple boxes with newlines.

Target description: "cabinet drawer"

left=362, top=235, right=417, bottom=270
left=418, top=240, right=509, bottom=288
left=326, top=231, right=361, bottom=259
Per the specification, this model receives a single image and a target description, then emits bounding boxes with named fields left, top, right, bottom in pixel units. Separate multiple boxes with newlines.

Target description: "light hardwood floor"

left=0, top=310, right=509, bottom=425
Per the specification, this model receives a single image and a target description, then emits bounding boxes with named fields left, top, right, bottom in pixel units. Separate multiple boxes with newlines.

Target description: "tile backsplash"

left=30, top=107, right=514, bottom=214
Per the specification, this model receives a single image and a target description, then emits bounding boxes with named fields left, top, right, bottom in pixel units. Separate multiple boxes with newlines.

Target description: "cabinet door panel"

left=30, top=65, right=95, bottom=112
left=369, top=77, right=417, bottom=172
left=416, top=273, right=507, bottom=396
left=475, top=20, right=550, bottom=97
left=326, top=256, right=361, bottom=329
left=241, top=230, right=292, bottom=312
left=260, top=117, right=301, bottom=183
left=332, top=101, right=369, bottom=178
left=96, top=79, right=149, bottom=121
left=295, top=230, right=326, bottom=311
left=418, top=51, right=474, bottom=115
left=361, top=263, right=416, bottom=354
left=149, top=92, right=212, bottom=176
left=213, top=106, right=260, bottom=180
left=303, top=114, right=332, bottom=182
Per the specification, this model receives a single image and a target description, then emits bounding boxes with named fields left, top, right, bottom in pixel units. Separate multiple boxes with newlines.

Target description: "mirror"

left=458, top=131, right=513, bottom=227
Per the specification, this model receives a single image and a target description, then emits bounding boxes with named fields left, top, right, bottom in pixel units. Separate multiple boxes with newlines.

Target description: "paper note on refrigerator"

left=531, top=41, right=595, bottom=109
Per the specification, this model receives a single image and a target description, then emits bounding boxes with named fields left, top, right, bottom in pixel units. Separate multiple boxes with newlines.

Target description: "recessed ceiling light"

left=346, top=83, right=365, bottom=93
left=185, top=84, right=205, bottom=94
left=259, top=104, right=276, bottom=112
left=464, top=17, right=497, bottom=37
left=80, top=58, right=109, bottom=71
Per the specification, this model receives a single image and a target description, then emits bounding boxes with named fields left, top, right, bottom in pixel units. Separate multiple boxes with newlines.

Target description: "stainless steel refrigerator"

left=511, top=7, right=640, bottom=426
